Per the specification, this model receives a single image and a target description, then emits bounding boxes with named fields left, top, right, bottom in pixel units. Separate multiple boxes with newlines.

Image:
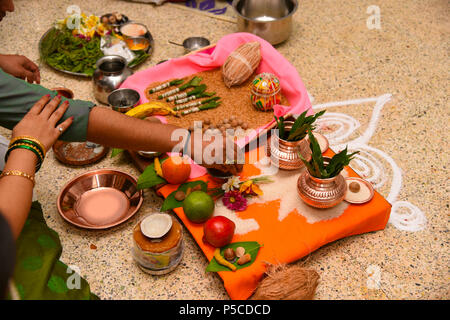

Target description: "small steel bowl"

left=182, top=37, right=210, bottom=52
left=125, top=36, right=151, bottom=52
left=107, top=88, right=140, bottom=113
left=137, top=150, right=161, bottom=159
left=120, top=22, right=149, bottom=38
left=57, top=169, right=143, bottom=229
left=232, top=0, right=298, bottom=45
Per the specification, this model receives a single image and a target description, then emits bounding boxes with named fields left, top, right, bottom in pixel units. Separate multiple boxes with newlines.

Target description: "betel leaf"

left=111, top=148, right=124, bottom=158
left=160, top=180, right=208, bottom=212
left=136, top=159, right=167, bottom=190
left=206, top=241, right=262, bottom=272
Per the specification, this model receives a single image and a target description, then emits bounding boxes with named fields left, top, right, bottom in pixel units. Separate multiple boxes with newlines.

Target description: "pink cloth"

left=120, top=32, right=312, bottom=178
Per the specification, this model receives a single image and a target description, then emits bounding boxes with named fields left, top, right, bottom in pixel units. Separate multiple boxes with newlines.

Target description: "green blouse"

left=0, top=68, right=95, bottom=142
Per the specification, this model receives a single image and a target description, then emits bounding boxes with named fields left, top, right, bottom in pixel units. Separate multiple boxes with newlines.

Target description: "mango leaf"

left=137, top=159, right=167, bottom=190
left=160, top=180, right=208, bottom=212
left=206, top=241, right=262, bottom=272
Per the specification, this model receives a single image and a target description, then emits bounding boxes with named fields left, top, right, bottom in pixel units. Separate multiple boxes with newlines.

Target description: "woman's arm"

left=0, top=148, right=36, bottom=238
left=0, top=95, right=72, bottom=239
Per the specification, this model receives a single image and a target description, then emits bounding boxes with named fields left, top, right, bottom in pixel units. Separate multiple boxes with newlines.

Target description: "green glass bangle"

left=5, top=144, right=43, bottom=172
left=10, top=139, right=45, bottom=158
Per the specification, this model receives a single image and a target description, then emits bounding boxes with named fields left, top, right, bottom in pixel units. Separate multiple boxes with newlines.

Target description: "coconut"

left=251, top=263, right=320, bottom=300
left=140, top=213, right=173, bottom=239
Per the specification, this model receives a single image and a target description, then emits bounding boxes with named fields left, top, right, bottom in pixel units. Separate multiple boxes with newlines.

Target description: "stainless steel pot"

left=93, top=55, right=133, bottom=104
left=232, top=0, right=298, bottom=45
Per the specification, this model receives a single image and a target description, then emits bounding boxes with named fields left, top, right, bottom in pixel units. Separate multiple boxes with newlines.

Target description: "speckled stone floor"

left=0, top=0, right=448, bottom=299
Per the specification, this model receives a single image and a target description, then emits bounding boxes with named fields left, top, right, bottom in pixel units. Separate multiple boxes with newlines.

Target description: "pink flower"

left=222, top=191, right=247, bottom=212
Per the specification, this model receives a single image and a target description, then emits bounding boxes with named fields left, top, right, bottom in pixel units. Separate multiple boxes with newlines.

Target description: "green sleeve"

left=0, top=68, right=95, bottom=142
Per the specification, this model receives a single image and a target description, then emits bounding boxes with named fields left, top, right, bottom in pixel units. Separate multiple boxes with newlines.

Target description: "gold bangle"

left=10, top=136, right=47, bottom=156
left=0, top=170, right=35, bottom=187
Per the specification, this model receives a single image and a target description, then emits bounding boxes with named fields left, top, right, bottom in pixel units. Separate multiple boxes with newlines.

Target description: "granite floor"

left=0, top=0, right=448, bottom=299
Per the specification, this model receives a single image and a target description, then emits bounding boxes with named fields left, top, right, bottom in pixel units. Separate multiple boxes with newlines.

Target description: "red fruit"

left=203, top=216, right=235, bottom=248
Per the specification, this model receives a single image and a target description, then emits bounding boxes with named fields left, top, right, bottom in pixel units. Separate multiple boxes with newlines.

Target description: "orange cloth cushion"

left=157, top=148, right=391, bottom=300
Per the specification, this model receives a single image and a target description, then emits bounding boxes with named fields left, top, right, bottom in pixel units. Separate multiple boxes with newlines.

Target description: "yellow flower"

left=239, top=180, right=263, bottom=196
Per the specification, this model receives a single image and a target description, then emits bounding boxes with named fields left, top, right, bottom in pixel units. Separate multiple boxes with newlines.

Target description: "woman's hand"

left=0, top=54, right=40, bottom=84
left=192, top=133, right=244, bottom=176
left=11, top=95, right=73, bottom=152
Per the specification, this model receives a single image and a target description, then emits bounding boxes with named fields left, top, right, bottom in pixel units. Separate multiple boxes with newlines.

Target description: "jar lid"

left=251, top=73, right=281, bottom=95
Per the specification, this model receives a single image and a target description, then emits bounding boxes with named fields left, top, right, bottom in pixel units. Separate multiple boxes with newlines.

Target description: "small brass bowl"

left=57, top=169, right=143, bottom=229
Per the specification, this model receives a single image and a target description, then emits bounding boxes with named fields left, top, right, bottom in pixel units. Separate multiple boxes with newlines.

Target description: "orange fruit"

left=161, top=155, right=191, bottom=185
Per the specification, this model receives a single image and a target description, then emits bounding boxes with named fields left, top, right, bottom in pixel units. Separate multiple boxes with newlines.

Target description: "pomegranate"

left=203, top=216, right=235, bottom=248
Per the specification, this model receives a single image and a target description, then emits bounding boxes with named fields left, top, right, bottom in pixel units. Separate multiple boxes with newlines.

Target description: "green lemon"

left=183, top=191, right=215, bottom=223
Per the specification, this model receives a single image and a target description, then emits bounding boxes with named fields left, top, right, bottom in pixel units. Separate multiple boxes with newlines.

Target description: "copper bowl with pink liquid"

left=57, top=169, right=143, bottom=229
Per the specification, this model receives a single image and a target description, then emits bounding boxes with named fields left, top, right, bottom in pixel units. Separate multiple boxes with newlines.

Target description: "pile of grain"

left=144, top=68, right=289, bottom=131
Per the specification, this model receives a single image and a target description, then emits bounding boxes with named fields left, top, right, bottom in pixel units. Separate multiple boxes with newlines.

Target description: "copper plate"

left=344, top=177, right=374, bottom=204
left=53, top=141, right=109, bottom=166
left=57, top=169, right=143, bottom=229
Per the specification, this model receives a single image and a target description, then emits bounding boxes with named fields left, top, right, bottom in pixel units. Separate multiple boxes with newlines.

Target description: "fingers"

left=54, top=117, right=73, bottom=137
left=40, top=95, right=62, bottom=118
left=28, top=94, right=51, bottom=115
left=22, top=57, right=41, bottom=84
left=48, top=100, right=69, bottom=126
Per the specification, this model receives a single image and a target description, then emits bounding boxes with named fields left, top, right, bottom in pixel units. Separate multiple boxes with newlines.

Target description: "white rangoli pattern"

left=312, top=94, right=426, bottom=232
left=213, top=94, right=426, bottom=234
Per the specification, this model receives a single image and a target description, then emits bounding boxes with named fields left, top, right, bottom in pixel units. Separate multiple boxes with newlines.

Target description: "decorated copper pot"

left=297, top=157, right=347, bottom=209
left=267, top=120, right=311, bottom=170
left=251, top=72, right=281, bottom=111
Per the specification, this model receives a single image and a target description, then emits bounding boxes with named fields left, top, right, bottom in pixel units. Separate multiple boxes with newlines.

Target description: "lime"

left=183, top=191, right=215, bottom=223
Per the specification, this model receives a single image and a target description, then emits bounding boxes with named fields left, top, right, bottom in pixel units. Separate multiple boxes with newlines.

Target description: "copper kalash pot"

left=297, top=157, right=347, bottom=209
left=267, top=120, right=311, bottom=170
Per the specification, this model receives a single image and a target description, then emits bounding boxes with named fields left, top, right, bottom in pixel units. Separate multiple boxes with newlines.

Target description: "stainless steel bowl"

left=137, top=150, right=161, bottom=159
left=125, top=36, right=151, bottom=52
left=182, top=37, right=210, bottom=52
left=107, top=88, right=140, bottom=113
left=232, top=0, right=298, bottom=45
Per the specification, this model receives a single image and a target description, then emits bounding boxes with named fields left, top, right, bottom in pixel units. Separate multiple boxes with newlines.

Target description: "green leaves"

left=179, top=76, right=203, bottom=90
left=301, top=131, right=359, bottom=179
left=326, top=148, right=359, bottom=178
left=110, top=148, right=124, bottom=158
left=160, top=180, right=208, bottom=212
left=274, top=110, right=326, bottom=142
left=137, top=159, right=167, bottom=190
left=41, top=27, right=103, bottom=76
left=206, top=241, right=262, bottom=272
left=274, top=116, right=285, bottom=140
left=128, top=51, right=149, bottom=68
